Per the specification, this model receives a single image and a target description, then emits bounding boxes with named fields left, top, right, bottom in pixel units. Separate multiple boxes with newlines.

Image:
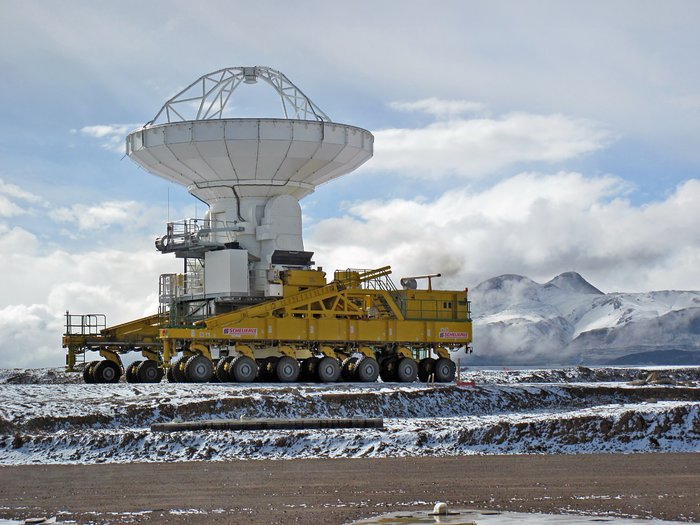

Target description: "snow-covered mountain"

left=465, top=272, right=700, bottom=365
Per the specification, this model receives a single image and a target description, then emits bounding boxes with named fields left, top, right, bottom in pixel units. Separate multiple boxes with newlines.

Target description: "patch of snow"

left=351, top=508, right=690, bottom=524
left=0, top=366, right=698, bottom=465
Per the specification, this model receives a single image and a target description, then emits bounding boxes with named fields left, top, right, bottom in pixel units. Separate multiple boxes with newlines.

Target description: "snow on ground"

left=0, top=367, right=698, bottom=465
left=352, top=508, right=692, bottom=524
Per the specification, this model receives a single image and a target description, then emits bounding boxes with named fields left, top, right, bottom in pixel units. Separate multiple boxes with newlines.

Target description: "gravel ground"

left=1, top=453, right=699, bottom=524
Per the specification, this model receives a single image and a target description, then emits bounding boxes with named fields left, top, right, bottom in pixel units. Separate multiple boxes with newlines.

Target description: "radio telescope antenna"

left=126, top=66, right=373, bottom=297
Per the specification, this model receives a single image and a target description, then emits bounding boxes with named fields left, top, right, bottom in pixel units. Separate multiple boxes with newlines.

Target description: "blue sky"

left=1, top=1, right=700, bottom=367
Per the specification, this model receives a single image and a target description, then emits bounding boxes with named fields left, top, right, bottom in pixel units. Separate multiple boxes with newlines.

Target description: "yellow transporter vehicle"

left=64, top=265, right=472, bottom=384
left=160, top=266, right=471, bottom=384
left=62, top=67, right=473, bottom=382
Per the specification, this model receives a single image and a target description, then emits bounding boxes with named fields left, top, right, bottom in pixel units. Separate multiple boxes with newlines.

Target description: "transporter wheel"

left=379, top=358, right=398, bottom=382
left=92, top=360, right=122, bottom=384
left=317, top=356, right=341, bottom=383
left=171, top=355, right=189, bottom=383
left=216, top=356, right=234, bottom=382
left=136, top=359, right=162, bottom=383
left=396, top=357, right=418, bottom=383
left=418, top=357, right=436, bottom=382
left=434, top=358, right=456, bottom=382
left=355, top=357, right=380, bottom=382
left=341, top=357, right=358, bottom=382
left=83, top=361, right=99, bottom=384
left=185, top=355, right=214, bottom=383
left=125, top=361, right=141, bottom=383
left=258, top=356, right=279, bottom=382
left=299, top=357, right=320, bottom=382
left=275, top=356, right=300, bottom=382
left=230, top=356, right=258, bottom=383
left=166, top=365, right=175, bottom=383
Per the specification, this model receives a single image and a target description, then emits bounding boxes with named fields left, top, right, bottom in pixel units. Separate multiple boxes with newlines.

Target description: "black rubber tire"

left=184, top=354, right=214, bottom=383
left=171, top=355, right=189, bottom=383
left=230, top=355, right=258, bottom=383
left=341, top=357, right=358, bottom=382
left=397, top=357, right=418, bottom=383
left=356, top=357, right=380, bottom=382
left=125, top=361, right=141, bottom=383
left=275, top=356, right=300, bottom=382
left=83, top=361, right=99, bottom=384
left=216, top=356, right=235, bottom=382
left=418, top=357, right=437, bottom=382
left=136, top=359, right=161, bottom=383
left=92, top=360, right=122, bottom=384
left=379, top=358, right=398, bottom=382
left=258, top=356, right=279, bottom=381
left=434, top=357, right=456, bottom=382
left=166, top=365, right=176, bottom=383
left=317, top=356, right=341, bottom=383
left=299, top=357, right=320, bottom=382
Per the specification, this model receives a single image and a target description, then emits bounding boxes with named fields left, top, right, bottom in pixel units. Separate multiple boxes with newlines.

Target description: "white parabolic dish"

left=123, top=66, right=375, bottom=294
left=126, top=118, right=374, bottom=201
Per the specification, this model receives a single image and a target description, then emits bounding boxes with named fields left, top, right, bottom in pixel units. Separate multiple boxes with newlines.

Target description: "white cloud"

left=0, top=178, right=45, bottom=217
left=0, top=195, right=25, bottom=218
left=0, top=178, right=43, bottom=203
left=78, top=124, right=139, bottom=153
left=0, top=223, right=40, bottom=254
left=0, top=304, right=63, bottom=369
left=306, top=173, right=700, bottom=294
left=0, top=238, right=178, bottom=368
left=0, top=179, right=181, bottom=367
left=50, top=200, right=145, bottom=231
left=389, top=98, right=485, bottom=119
left=371, top=108, right=614, bottom=178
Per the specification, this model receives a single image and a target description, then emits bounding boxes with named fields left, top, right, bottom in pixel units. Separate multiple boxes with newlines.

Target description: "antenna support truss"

left=148, top=66, right=331, bottom=125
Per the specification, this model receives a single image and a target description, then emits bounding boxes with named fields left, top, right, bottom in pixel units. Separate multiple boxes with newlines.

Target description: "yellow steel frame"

left=162, top=317, right=470, bottom=346
left=63, top=266, right=472, bottom=370
left=63, top=313, right=164, bottom=371
left=160, top=267, right=472, bottom=360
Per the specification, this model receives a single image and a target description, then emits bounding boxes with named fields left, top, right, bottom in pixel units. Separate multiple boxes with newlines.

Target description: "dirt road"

left=1, top=453, right=698, bottom=524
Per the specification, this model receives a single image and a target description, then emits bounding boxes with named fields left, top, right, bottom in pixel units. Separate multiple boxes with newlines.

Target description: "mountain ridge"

left=465, top=272, right=700, bottom=365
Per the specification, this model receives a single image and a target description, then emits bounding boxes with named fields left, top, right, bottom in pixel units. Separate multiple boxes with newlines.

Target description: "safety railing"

left=64, top=311, right=106, bottom=336
left=183, top=259, right=205, bottom=296
left=154, top=217, right=243, bottom=254
left=338, top=268, right=406, bottom=317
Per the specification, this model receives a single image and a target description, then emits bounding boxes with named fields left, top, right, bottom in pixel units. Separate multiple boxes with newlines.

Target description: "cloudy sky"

left=1, top=1, right=699, bottom=367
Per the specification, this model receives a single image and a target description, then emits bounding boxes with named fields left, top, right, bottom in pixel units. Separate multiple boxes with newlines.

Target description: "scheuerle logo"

left=223, top=327, right=258, bottom=337
left=438, top=328, right=468, bottom=339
